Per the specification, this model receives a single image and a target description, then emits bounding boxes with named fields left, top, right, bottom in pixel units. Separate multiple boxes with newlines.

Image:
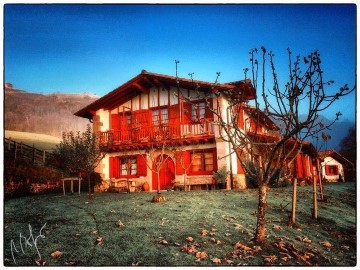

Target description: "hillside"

left=4, top=83, right=99, bottom=138
left=5, top=130, right=61, bottom=151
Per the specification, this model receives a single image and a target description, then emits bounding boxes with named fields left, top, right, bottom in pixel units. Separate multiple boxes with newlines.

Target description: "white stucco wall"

left=96, top=109, right=109, bottom=131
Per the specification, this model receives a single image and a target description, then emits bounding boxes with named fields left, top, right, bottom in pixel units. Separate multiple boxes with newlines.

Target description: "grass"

left=4, top=182, right=356, bottom=266
left=5, top=130, right=61, bottom=151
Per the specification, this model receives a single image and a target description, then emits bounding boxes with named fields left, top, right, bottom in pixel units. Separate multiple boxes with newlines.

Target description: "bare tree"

left=176, top=47, right=354, bottom=244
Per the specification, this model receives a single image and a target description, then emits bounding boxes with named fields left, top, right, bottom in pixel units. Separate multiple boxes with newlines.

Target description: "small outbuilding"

left=318, top=150, right=353, bottom=182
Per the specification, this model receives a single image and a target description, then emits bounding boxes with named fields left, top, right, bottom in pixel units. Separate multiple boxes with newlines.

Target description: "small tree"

left=53, top=124, right=107, bottom=196
left=142, top=124, right=178, bottom=202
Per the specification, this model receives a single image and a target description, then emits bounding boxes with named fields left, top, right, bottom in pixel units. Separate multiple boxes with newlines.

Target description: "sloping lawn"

left=4, top=183, right=356, bottom=266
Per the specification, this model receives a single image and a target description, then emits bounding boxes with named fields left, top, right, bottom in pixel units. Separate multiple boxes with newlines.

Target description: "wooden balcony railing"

left=100, top=121, right=215, bottom=146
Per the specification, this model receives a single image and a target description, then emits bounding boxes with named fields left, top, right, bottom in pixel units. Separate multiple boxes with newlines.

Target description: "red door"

left=152, top=155, right=175, bottom=191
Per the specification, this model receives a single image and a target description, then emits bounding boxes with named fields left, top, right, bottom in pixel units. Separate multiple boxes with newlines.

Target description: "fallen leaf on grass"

left=200, top=229, right=209, bottom=236
left=132, top=262, right=141, bottom=266
left=281, top=256, right=290, bottom=262
left=211, top=228, right=218, bottom=232
left=320, top=241, right=332, bottom=248
left=174, top=242, right=181, bottom=247
left=234, top=242, right=252, bottom=251
left=64, top=261, right=76, bottom=266
left=95, top=237, right=104, bottom=245
left=116, top=220, right=125, bottom=228
left=234, top=224, right=242, bottom=230
left=302, top=238, right=311, bottom=243
left=181, top=245, right=198, bottom=253
left=341, top=245, right=350, bottom=251
left=159, top=239, right=168, bottom=245
left=273, top=225, right=283, bottom=231
left=51, top=251, right=63, bottom=258
left=211, top=258, right=222, bottom=264
left=196, top=252, right=208, bottom=259
left=296, top=236, right=311, bottom=243
left=35, top=259, right=46, bottom=266
left=224, top=233, right=232, bottom=237
left=209, top=238, right=216, bottom=243
left=262, top=255, right=278, bottom=265
left=186, top=236, right=194, bottom=242
left=90, top=230, right=98, bottom=235
left=225, top=259, right=234, bottom=265
left=217, top=240, right=225, bottom=245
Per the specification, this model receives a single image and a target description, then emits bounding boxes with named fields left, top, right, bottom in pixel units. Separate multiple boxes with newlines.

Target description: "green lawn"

left=4, top=183, right=356, bottom=266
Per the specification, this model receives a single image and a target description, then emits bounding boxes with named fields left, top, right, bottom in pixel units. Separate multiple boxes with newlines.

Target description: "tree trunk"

left=157, top=171, right=161, bottom=194
left=290, top=178, right=297, bottom=225
left=313, top=176, right=318, bottom=219
left=88, top=173, right=92, bottom=196
left=254, top=185, right=268, bottom=243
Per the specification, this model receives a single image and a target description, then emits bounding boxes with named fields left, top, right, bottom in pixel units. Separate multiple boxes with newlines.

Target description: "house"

left=287, top=140, right=321, bottom=186
left=74, top=70, right=320, bottom=192
left=319, top=150, right=353, bottom=182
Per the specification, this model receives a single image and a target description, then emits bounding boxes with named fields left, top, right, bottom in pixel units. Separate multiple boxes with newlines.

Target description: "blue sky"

left=4, top=4, right=356, bottom=122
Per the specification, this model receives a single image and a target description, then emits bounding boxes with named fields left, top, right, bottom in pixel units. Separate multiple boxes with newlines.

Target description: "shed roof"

left=318, top=150, right=353, bottom=166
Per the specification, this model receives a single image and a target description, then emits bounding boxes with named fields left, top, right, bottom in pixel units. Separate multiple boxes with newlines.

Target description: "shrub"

left=213, top=166, right=228, bottom=184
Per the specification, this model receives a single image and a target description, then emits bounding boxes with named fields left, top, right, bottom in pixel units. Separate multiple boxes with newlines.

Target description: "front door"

left=152, top=155, right=175, bottom=191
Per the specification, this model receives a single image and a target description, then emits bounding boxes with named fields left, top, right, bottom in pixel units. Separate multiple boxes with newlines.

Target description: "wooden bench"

left=110, top=178, right=136, bottom=192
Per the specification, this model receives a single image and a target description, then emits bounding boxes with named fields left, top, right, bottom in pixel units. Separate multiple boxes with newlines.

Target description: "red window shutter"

left=239, top=107, right=244, bottom=129
left=169, top=104, right=180, bottom=126
left=183, top=102, right=192, bottom=123
left=325, top=165, right=330, bottom=175
left=109, top=156, right=114, bottom=178
left=111, top=114, right=121, bottom=130
left=213, top=148, right=218, bottom=171
left=114, top=157, right=120, bottom=178
left=303, top=155, right=309, bottom=177
left=137, top=155, right=147, bottom=176
left=296, top=154, right=304, bottom=178
left=237, top=158, right=244, bottom=174
left=175, top=150, right=191, bottom=175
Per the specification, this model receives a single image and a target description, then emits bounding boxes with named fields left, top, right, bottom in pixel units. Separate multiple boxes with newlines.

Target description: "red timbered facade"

left=75, top=70, right=320, bottom=191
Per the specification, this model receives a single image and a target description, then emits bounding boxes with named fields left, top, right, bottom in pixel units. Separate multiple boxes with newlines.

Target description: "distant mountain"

left=302, top=115, right=355, bottom=151
left=4, top=83, right=99, bottom=138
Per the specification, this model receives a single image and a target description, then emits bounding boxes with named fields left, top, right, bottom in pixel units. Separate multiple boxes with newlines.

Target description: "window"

left=192, top=102, right=205, bottom=120
left=325, top=165, right=339, bottom=176
left=152, top=110, right=159, bottom=125
left=161, top=108, right=169, bottom=124
left=191, top=150, right=215, bottom=173
left=120, top=157, right=137, bottom=175
left=152, top=108, right=169, bottom=125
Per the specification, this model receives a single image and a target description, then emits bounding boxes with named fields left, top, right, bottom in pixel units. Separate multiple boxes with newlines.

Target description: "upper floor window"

left=192, top=102, right=206, bottom=120
left=152, top=108, right=168, bottom=125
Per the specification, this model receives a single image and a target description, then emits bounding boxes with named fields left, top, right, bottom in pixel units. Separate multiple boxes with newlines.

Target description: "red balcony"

left=100, top=120, right=215, bottom=150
